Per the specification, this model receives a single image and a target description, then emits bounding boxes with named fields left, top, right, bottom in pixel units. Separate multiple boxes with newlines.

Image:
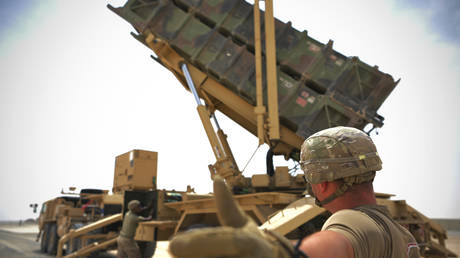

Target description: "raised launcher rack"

left=110, top=0, right=398, bottom=139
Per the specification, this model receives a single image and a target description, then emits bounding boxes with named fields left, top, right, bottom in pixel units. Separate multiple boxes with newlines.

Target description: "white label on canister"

left=280, top=77, right=293, bottom=88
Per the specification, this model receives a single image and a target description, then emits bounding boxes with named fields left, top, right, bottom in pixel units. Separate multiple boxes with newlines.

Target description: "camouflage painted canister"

left=112, top=0, right=398, bottom=138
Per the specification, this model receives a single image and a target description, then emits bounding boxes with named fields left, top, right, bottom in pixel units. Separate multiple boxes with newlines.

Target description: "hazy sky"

left=0, top=0, right=459, bottom=220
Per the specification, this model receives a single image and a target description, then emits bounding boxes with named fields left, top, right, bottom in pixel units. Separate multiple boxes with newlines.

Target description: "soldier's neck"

left=325, top=188, right=377, bottom=214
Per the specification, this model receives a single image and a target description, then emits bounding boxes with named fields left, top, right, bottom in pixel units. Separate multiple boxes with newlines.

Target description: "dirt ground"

left=445, top=231, right=460, bottom=257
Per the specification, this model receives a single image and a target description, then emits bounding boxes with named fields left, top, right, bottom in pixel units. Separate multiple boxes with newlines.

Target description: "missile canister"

left=111, top=0, right=398, bottom=138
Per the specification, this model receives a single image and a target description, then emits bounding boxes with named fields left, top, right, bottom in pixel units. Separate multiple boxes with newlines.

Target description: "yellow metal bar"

left=180, top=62, right=244, bottom=187
left=174, top=211, right=188, bottom=235
left=259, top=197, right=325, bottom=235
left=250, top=206, right=267, bottom=224
left=253, top=0, right=265, bottom=145
left=197, top=105, right=224, bottom=160
left=216, top=129, right=239, bottom=172
left=70, top=213, right=122, bottom=237
left=165, top=192, right=299, bottom=212
left=196, top=105, right=242, bottom=185
left=199, top=78, right=303, bottom=150
left=138, top=220, right=178, bottom=230
left=57, top=213, right=122, bottom=258
left=63, top=237, right=118, bottom=258
left=264, top=0, right=280, bottom=140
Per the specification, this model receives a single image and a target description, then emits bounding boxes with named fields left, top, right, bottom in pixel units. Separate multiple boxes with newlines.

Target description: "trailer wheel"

left=65, top=223, right=83, bottom=254
left=47, top=223, right=59, bottom=254
left=64, top=236, right=81, bottom=254
left=40, top=223, right=50, bottom=253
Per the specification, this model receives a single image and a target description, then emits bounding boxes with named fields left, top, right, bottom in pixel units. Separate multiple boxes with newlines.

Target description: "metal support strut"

left=180, top=63, right=244, bottom=188
left=181, top=63, right=202, bottom=106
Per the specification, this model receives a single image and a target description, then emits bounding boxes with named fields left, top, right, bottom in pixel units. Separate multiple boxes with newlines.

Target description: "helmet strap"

left=315, top=180, right=353, bottom=207
left=314, top=171, right=376, bottom=207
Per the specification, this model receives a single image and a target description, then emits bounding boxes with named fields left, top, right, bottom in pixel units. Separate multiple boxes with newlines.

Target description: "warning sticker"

left=296, top=97, right=307, bottom=107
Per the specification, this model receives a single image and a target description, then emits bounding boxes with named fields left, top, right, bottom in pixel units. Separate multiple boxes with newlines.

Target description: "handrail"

left=56, top=213, right=122, bottom=258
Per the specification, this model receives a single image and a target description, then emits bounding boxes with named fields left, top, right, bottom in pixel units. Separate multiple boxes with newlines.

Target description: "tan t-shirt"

left=322, top=205, right=420, bottom=258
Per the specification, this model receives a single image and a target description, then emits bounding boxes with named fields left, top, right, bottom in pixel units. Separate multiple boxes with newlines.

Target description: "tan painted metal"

left=56, top=213, right=122, bottom=258
left=138, top=220, right=178, bottom=231
left=376, top=198, right=457, bottom=257
left=199, top=77, right=304, bottom=156
left=197, top=105, right=225, bottom=160
left=259, top=197, right=325, bottom=235
left=113, top=150, right=158, bottom=192
left=165, top=192, right=299, bottom=211
left=264, top=0, right=280, bottom=140
left=195, top=79, right=245, bottom=188
left=216, top=129, right=240, bottom=172
left=62, top=238, right=117, bottom=258
left=135, top=220, right=177, bottom=241
left=253, top=0, right=265, bottom=145
left=169, top=204, right=276, bottom=235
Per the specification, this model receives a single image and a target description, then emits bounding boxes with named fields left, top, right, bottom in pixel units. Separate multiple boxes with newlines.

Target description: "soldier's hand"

left=169, top=176, right=303, bottom=258
left=142, top=215, right=152, bottom=221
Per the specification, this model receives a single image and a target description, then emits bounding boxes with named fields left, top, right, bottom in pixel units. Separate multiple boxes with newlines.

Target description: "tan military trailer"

left=37, top=188, right=123, bottom=256
left=46, top=148, right=457, bottom=257
left=37, top=187, right=122, bottom=254
left=53, top=149, right=456, bottom=257
left=54, top=149, right=306, bottom=257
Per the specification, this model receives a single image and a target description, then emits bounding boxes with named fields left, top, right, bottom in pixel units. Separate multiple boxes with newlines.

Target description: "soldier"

left=117, top=200, right=151, bottom=258
left=169, top=126, right=420, bottom=258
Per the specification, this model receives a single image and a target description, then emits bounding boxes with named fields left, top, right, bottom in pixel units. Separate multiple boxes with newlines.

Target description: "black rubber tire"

left=47, top=223, right=59, bottom=254
left=138, top=240, right=157, bottom=258
left=40, top=223, right=50, bottom=253
left=64, top=236, right=81, bottom=255
left=65, top=223, right=83, bottom=254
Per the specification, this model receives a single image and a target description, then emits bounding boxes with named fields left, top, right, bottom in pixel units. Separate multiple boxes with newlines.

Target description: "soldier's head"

left=128, top=200, right=142, bottom=213
left=300, top=126, right=382, bottom=207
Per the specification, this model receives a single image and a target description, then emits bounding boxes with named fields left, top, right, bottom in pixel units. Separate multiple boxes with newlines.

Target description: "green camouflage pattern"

left=109, top=0, right=398, bottom=139
left=300, top=126, right=382, bottom=184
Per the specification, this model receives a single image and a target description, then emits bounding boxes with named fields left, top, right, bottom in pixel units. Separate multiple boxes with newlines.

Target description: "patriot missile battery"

left=110, top=0, right=398, bottom=139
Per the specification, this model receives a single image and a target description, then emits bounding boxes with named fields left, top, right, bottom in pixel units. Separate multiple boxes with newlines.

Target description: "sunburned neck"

left=325, top=185, right=377, bottom=214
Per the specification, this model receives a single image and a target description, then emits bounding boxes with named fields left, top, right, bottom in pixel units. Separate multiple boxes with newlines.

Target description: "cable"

left=289, top=161, right=301, bottom=175
left=241, top=144, right=261, bottom=173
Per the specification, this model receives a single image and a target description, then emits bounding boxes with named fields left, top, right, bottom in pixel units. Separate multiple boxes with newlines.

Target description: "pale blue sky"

left=0, top=0, right=459, bottom=220
left=399, top=0, right=460, bottom=44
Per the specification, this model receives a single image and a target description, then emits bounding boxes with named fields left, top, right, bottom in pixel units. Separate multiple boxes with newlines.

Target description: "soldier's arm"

left=137, top=215, right=152, bottom=221
left=299, top=230, right=354, bottom=258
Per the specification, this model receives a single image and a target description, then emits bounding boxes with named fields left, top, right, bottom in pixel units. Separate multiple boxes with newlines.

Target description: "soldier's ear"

left=317, top=182, right=330, bottom=193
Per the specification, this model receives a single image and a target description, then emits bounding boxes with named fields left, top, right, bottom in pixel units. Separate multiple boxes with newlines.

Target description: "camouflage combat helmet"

left=128, top=200, right=140, bottom=211
left=300, top=126, right=382, bottom=206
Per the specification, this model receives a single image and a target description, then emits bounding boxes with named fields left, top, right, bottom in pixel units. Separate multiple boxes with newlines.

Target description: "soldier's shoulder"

left=323, top=208, right=376, bottom=231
